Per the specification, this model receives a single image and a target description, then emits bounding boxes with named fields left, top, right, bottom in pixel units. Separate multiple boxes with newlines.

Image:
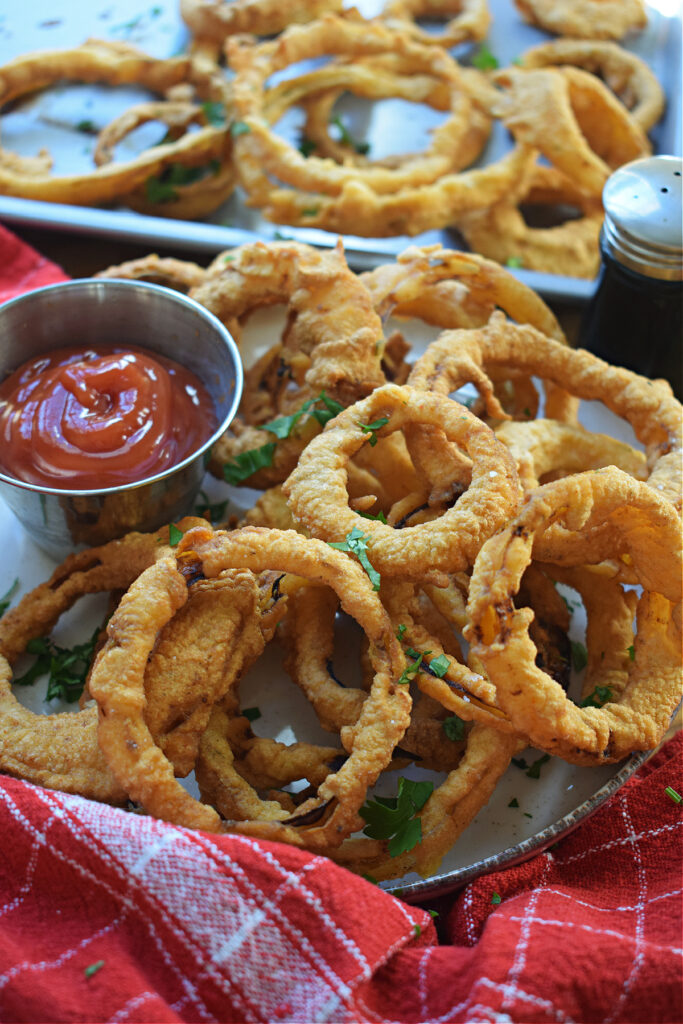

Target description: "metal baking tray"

left=0, top=0, right=680, bottom=298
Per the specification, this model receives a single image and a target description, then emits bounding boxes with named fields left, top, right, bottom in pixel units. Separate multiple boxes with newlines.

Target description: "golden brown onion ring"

left=380, top=0, right=491, bottom=48
left=519, top=38, right=665, bottom=132
left=226, top=15, right=536, bottom=235
left=407, top=312, right=683, bottom=510
left=488, top=66, right=650, bottom=198
left=0, top=519, right=205, bottom=802
left=496, top=418, right=648, bottom=492
left=89, top=525, right=410, bottom=850
left=180, top=0, right=343, bottom=47
left=455, top=162, right=604, bottom=279
left=0, top=40, right=232, bottom=210
left=96, top=254, right=207, bottom=293
left=465, top=470, right=682, bottom=764
left=284, top=382, right=520, bottom=578
left=513, top=0, right=647, bottom=41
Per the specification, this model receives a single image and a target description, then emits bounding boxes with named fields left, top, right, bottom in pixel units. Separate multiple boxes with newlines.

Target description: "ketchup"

left=0, top=345, right=217, bottom=489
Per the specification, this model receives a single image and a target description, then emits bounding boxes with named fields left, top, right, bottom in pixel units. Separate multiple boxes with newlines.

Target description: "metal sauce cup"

left=0, top=278, right=243, bottom=558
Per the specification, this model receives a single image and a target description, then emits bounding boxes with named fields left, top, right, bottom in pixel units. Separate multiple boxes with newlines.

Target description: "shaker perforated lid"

left=601, top=155, right=683, bottom=281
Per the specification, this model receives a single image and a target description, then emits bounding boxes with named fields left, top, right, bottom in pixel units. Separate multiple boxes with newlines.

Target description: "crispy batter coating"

left=0, top=40, right=232, bottom=212
left=381, top=0, right=491, bottom=48
left=519, top=38, right=665, bottom=132
left=514, top=0, right=647, bottom=41
left=465, top=471, right=682, bottom=764
left=0, top=523, right=199, bottom=803
left=285, top=382, right=521, bottom=578
left=408, top=311, right=683, bottom=511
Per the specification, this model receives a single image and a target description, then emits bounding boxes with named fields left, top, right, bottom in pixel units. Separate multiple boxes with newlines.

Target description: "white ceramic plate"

left=2, top=306, right=668, bottom=902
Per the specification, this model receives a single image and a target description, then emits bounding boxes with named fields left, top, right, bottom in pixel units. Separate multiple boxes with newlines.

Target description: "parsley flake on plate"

left=328, top=526, right=380, bottom=590
left=360, top=776, right=434, bottom=857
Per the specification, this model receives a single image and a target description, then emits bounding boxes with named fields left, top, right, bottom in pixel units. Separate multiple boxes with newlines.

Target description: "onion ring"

left=488, top=65, right=650, bottom=198
left=284, top=382, right=520, bottom=578
left=519, top=38, right=665, bottom=132
left=407, top=311, right=683, bottom=510
left=88, top=525, right=410, bottom=850
left=380, top=0, right=491, bottom=48
left=465, top=470, right=682, bottom=764
left=0, top=40, right=232, bottom=210
left=513, top=0, right=648, bottom=41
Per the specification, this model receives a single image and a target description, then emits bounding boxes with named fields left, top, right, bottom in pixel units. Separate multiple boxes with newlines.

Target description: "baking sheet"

left=2, top=303, right=667, bottom=903
left=0, top=0, right=680, bottom=292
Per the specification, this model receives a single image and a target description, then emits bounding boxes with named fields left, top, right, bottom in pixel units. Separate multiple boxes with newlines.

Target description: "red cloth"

left=0, top=224, right=681, bottom=1024
left=0, top=224, right=69, bottom=303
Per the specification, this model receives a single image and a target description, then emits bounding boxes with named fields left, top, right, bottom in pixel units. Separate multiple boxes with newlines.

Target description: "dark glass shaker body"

left=579, top=156, right=682, bottom=400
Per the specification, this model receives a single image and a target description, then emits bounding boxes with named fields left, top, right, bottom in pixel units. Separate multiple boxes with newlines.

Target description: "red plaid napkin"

left=0, top=223, right=681, bottom=1024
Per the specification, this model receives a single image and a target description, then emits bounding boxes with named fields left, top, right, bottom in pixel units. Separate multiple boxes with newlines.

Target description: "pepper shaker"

left=579, top=155, right=682, bottom=400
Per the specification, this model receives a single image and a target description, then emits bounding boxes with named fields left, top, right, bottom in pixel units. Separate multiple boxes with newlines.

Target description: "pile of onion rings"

left=2, top=239, right=680, bottom=884
left=0, top=0, right=667, bottom=277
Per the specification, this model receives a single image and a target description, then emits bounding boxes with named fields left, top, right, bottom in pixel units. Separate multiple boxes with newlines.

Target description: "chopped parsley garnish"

left=491, top=892, right=502, bottom=905
left=505, top=256, right=524, bottom=268
left=0, top=577, right=19, bottom=618
left=396, top=651, right=425, bottom=686
left=302, top=207, right=320, bottom=217
left=358, top=509, right=388, bottom=523
left=261, top=391, right=343, bottom=440
left=508, top=797, right=520, bottom=808
left=471, top=44, right=499, bottom=70
left=665, top=786, right=682, bottom=804
left=84, top=960, right=105, bottom=978
left=360, top=776, right=434, bottom=856
left=201, top=100, right=226, bottom=126
left=145, top=160, right=220, bottom=203
left=442, top=715, right=466, bottom=742
left=581, top=685, right=613, bottom=708
left=230, top=120, right=251, bottom=137
left=525, top=753, right=551, bottom=779
left=328, top=526, right=380, bottom=590
left=570, top=640, right=588, bottom=673
left=428, top=909, right=439, bottom=919
left=627, top=644, right=635, bottom=661
left=222, top=393, right=344, bottom=486
left=512, top=754, right=551, bottom=778
left=330, top=115, right=370, bottom=155
left=428, top=653, right=451, bottom=678
left=299, top=136, right=316, bottom=157
left=358, top=416, right=389, bottom=446
left=242, top=706, right=262, bottom=722
left=76, top=119, right=96, bottom=134
left=14, top=627, right=101, bottom=703
left=223, top=442, right=277, bottom=485
left=396, top=624, right=407, bottom=641
left=413, top=923, right=421, bottom=937
left=168, top=523, right=184, bottom=546
left=194, top=490, right=229, bottom=523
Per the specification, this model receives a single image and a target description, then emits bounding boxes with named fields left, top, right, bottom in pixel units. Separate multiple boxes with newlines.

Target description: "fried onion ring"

left=519, top=38, right=665, bottom=132
left=407, top=312, right=683, bottom=510
left=180, top=0, right=343, bottom=48
left=496, top=418, right=648, bottom=492
left=380, top=0, right=491, bottom=48
left=488, top=66, right=650, bottom=198
left=513, top=0, right=648, bottom=41
left=0, top=520, right=204, bottom=802
left=0, top=40, right=232, bottom=210
left=226, top=15, right=536, bottom=235
left=284, top=382, right=520, bottom=578
left=89, top=525, right=410, bottom=849
left=465, top=470, right=682, bottom=764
